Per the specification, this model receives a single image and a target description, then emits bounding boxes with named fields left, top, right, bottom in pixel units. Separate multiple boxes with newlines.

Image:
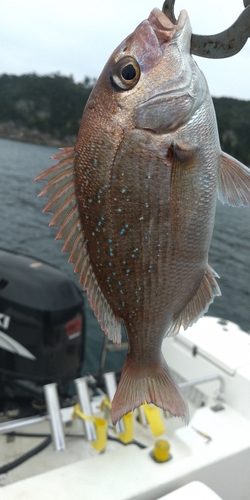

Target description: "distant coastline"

left=0, top=73, right=93, bottom=149
left=0, top=73, right=249, bottom=165
left=0, top=121, right=76, bottom=148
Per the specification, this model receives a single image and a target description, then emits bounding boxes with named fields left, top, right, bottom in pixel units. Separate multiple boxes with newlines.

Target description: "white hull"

left=1, top=316, right=250, bottom=499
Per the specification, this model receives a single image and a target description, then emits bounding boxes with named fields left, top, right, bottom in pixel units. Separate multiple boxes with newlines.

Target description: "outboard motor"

left=0, top=249, right=85, bottom=407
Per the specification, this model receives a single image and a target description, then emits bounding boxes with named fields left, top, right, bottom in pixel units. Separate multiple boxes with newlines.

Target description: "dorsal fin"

left=35, top=148, right=121, bottom=343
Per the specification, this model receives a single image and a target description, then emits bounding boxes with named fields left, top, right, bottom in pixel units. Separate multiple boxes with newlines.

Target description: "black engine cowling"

left=0, top=249, right=85, bottom=397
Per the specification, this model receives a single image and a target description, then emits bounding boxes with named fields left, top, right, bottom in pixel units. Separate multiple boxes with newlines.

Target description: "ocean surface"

left=0, top=138, right=249, bottom=375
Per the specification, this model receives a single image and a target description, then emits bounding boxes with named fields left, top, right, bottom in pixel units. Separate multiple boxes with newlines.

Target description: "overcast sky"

left=1, top=0, right=250, bottom=100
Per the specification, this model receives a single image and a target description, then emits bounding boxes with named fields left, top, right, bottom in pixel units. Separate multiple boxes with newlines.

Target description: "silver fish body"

left=36, top=8, right=250, bottom=424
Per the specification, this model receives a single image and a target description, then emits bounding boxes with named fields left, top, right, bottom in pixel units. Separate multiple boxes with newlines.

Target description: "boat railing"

left=179, top=374, right=225, bottom=401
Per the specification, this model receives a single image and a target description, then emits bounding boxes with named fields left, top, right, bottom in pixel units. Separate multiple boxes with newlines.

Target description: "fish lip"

left=137, top=8, right=191, bottom=108
left=148, top=8, right=187, bottom=43
left=176, top=10, right=187, bottom=31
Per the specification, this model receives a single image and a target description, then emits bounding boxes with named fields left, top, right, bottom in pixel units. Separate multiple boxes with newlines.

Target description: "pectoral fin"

left=218, top=152, right=250, bottom=207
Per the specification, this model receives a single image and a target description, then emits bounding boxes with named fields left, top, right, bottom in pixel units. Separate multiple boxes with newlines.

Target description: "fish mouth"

left=148, top=8, right=187, bottom=44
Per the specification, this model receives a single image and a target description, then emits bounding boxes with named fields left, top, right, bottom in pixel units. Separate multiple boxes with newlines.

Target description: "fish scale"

left=36, top=7, right=250, bottom=424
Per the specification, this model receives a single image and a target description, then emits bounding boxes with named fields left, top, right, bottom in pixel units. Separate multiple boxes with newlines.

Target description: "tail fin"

left=111, top=355, right=188, bottom=425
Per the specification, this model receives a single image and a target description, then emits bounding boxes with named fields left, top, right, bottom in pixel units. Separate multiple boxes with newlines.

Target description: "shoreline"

left=0, top=123, right=76, bottom=148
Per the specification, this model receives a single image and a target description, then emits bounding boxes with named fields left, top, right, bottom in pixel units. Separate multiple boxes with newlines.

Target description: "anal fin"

left=166, top=265, right=221, bottom=337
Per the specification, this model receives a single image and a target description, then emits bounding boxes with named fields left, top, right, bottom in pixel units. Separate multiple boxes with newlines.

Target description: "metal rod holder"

left=103, top=372, right=125, bottom=434
left=74, top=377, right=97, bottom=442
left=44, top=383, right=66, bottom=451
left=137, top=406, right=148, bottom=427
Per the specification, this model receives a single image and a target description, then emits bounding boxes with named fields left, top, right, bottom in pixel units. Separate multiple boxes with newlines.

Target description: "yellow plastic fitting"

left=153, top=439, right=171, bottom=462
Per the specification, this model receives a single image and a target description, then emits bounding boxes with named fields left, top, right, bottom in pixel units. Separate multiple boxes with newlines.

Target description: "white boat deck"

left=0, top=317, right=250, bottom=500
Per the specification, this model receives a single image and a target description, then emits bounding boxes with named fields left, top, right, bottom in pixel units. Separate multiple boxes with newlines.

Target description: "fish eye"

left=110, top=56, right=140, bottom=91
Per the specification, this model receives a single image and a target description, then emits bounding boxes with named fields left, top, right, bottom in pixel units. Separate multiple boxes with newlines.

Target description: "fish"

left=36, top=7, right=250, bottom=424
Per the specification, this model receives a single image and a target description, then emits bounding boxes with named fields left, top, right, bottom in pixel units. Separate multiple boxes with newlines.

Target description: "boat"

left=0, top=294, right=250, bottom=500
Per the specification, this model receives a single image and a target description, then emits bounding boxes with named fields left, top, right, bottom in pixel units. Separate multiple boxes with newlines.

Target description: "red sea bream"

left=36, top=8, right=250, bottom=424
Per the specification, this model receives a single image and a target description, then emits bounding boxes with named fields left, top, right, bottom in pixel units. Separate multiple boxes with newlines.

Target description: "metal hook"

left=162, top=0, right=250, bottom=58
left=162, top=0, right=177, bottom=24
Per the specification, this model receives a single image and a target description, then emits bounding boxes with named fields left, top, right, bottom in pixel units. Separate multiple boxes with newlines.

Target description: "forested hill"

left=0, top=73, right=250, bottom=166
left=0, top=73, right=94, bottom=147
left=213, top=97, right=250, bottom=166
